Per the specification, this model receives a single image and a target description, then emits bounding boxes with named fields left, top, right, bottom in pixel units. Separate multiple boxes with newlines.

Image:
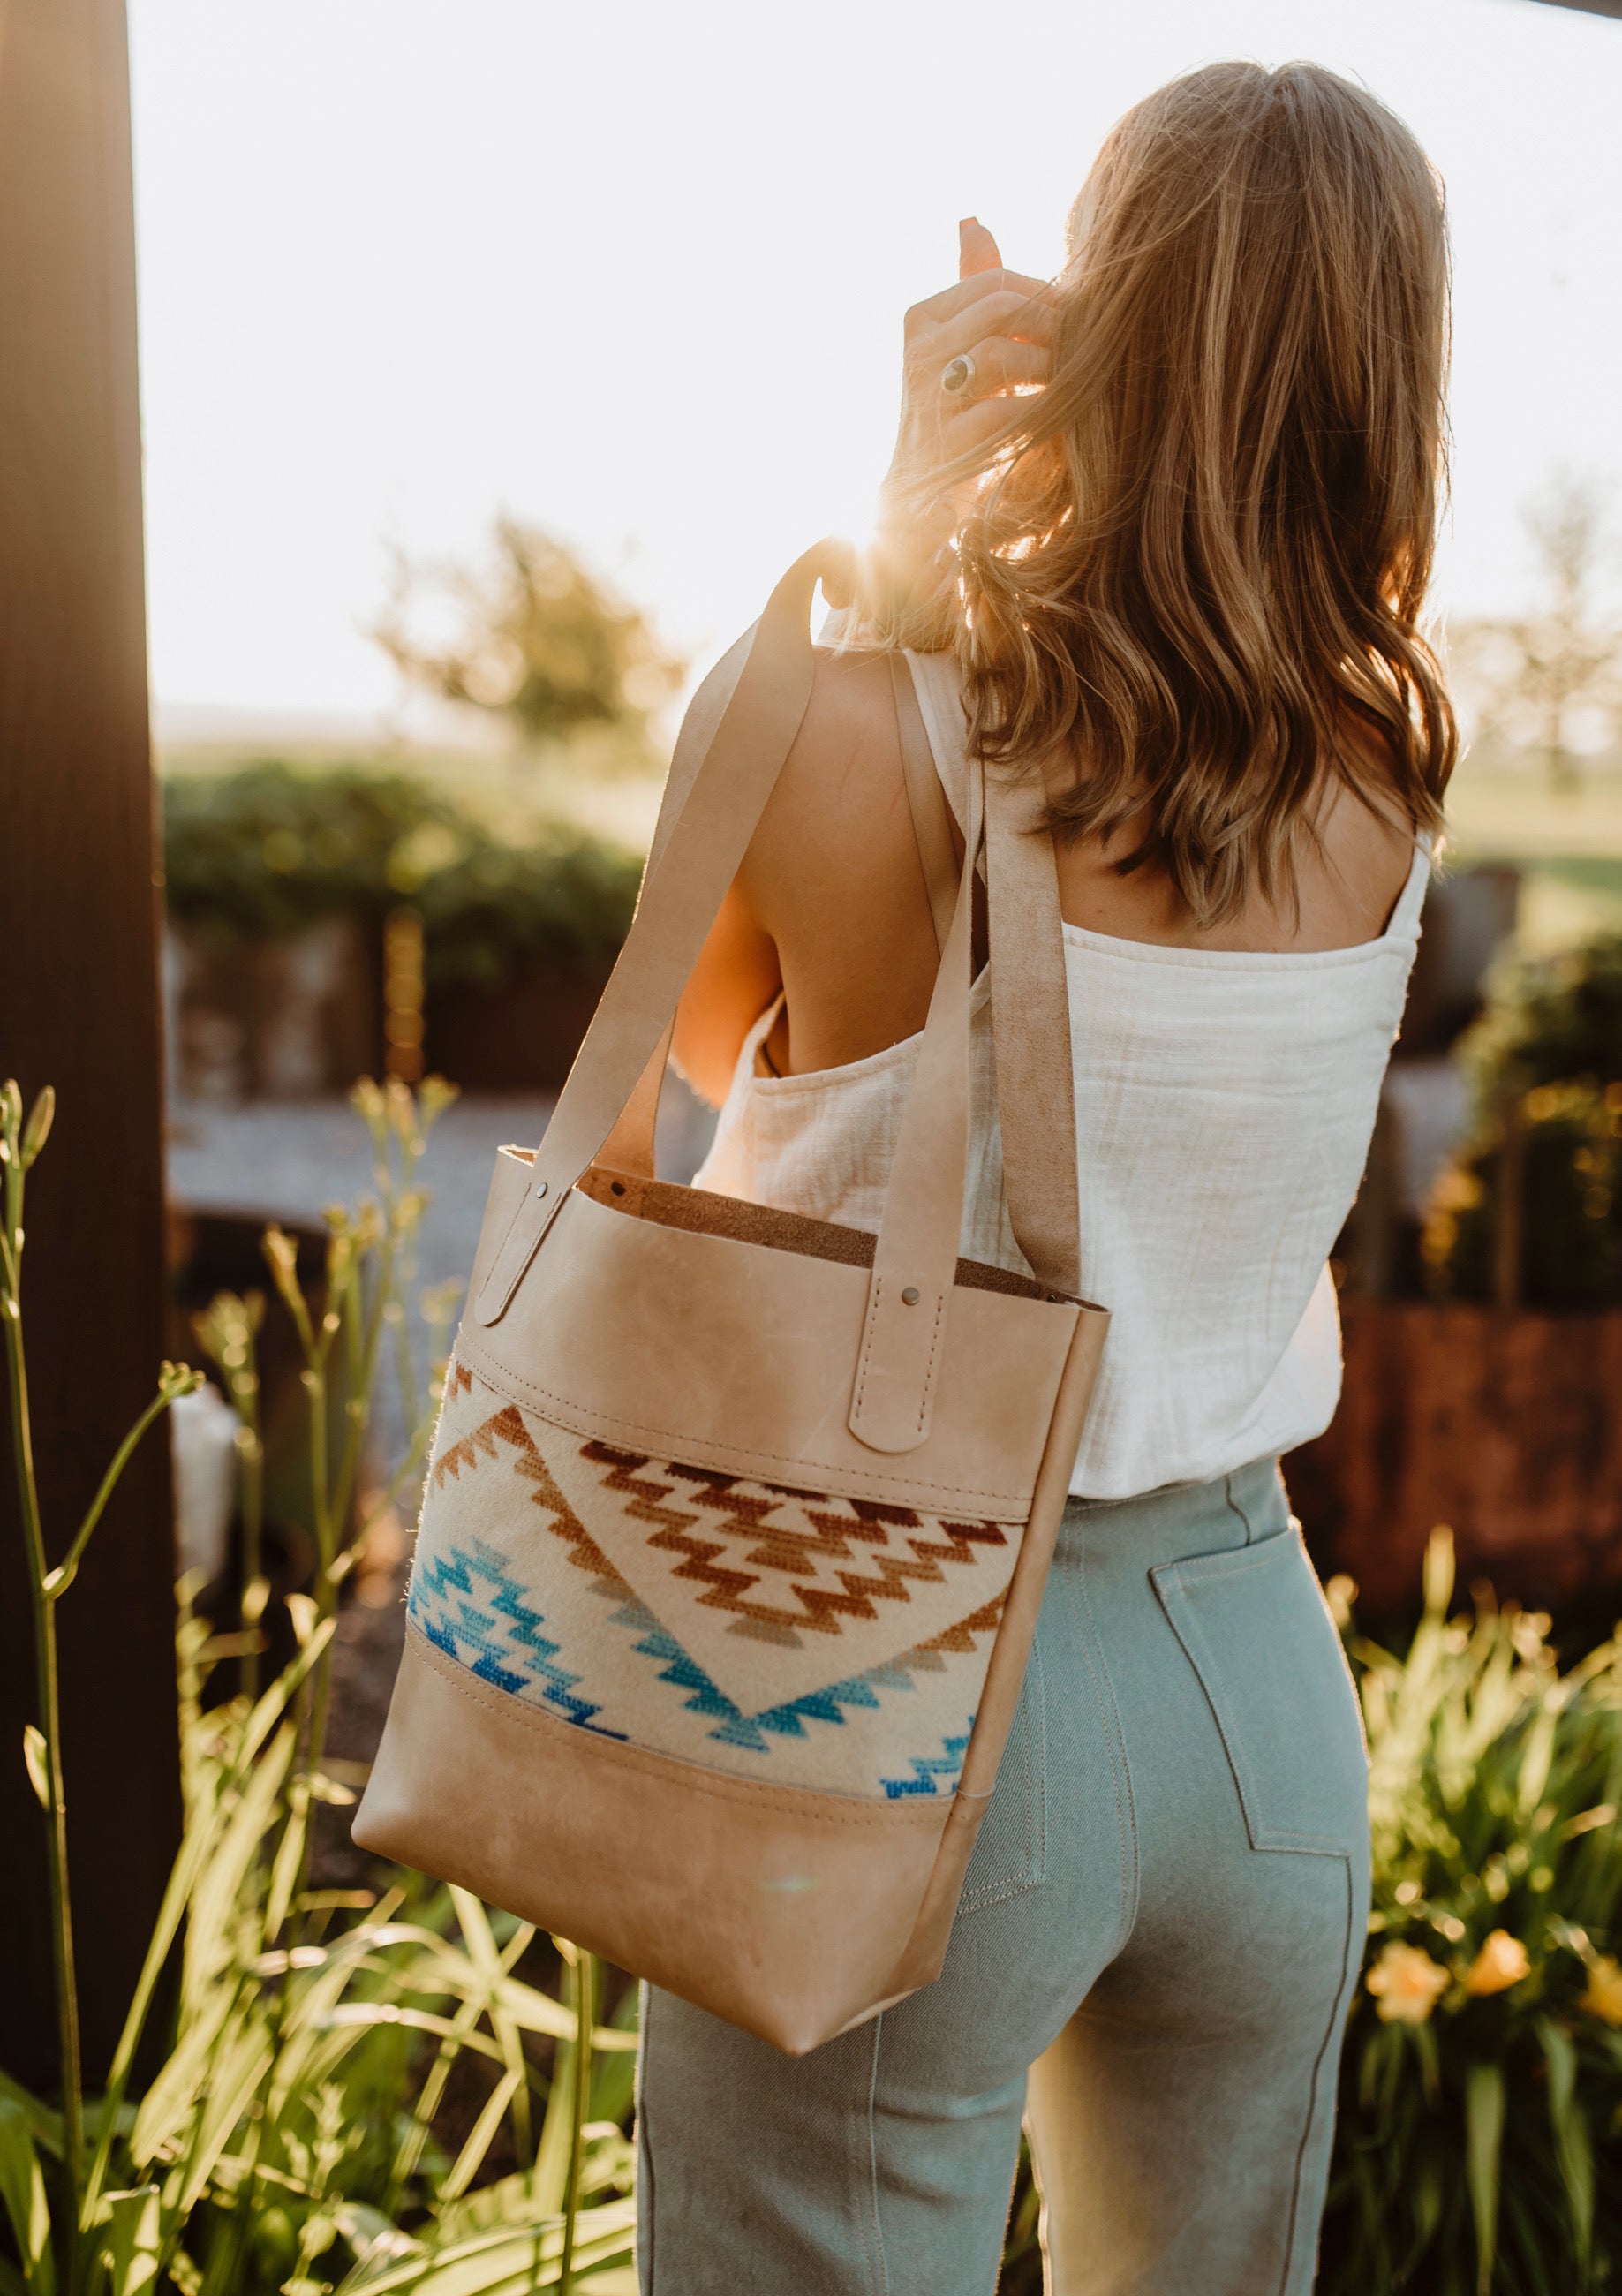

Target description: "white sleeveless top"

left=695, top=651, right=1429, bottom=1500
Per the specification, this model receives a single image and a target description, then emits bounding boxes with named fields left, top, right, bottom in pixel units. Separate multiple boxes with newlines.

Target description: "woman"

left=639, top=61, right=1453, bottom=2296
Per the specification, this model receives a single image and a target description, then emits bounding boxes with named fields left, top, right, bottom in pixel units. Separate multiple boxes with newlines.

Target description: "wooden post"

left=0, top=0, right=181, bottom=2090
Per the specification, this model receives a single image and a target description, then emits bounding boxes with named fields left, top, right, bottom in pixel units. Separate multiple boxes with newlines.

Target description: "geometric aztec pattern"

left=406, top=1360, right=1021, bottom=1801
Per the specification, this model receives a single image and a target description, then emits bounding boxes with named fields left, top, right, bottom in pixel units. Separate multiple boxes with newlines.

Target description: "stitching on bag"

left=849, top=1278, right=944, bottom=1434
left=407, top=1623, right=954, bottom=1830
left=450, top=1334, right=1034, bottom=1511
left=852, top=1275, right=884, bottom=1419
left=916, top=1290, right=946, bottom=1432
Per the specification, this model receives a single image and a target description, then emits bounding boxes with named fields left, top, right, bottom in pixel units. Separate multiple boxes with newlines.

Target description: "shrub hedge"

left=162, top=763, right=643, bottom=989
left=1425, top=934, right=1622, bottom=1306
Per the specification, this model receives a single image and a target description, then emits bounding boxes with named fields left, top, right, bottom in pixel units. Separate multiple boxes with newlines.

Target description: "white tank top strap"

left=1386, top=837, right=1432, bottom=941
left=908, top=644, right=1433, bottom=954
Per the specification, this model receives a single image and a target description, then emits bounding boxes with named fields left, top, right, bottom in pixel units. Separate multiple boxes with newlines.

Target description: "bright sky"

left=129, top=0, right=1622, bottom=723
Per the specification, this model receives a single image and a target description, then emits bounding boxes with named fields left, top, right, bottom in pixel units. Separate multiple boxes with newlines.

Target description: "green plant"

left=162, top=768, right=454, bottom=947
left=407, top=830, right=640, bottom=992
left=0, top=1075, right=204, bottom=2270
left=162, top=766, right=642, bottom=993
left=1423, top=1079, right=1622, bottom=1309
left=2, top=1079, right=636, bottom=2294
left=190, top=1289, right=268, bottom=1700
left=1423, top=933, right=1622, bottom=1306
left=1320, top=1532, right=1622, bottom=2294
left=1460, top=934, right=1622, bottom=1110
left=2, top=1609, right=638, bottom=2296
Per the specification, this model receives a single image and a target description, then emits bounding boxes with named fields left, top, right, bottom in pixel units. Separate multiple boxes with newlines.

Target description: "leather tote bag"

left=353, top=545, right=1109, bottom=2055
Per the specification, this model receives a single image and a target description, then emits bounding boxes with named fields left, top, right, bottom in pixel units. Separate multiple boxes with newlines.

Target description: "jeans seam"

left=1069, top=1522, right=1140, bottom=1957
left=960, top=1641, right=1046, bottom=1914
left=859, top=2012, right=890, bottom=2296
left=1224, top=1469, right=1255, bottom=1545
left=636, top=1983, right=656, bottom=2292
left=1278, top=1852, right=1356, bottom=2296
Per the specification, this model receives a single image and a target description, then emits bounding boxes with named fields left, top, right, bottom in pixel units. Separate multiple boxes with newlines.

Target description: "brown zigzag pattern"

left=579, top=1442, right=768, bottom=1620
left=435, top=1405, right=629, bottom=1599
left=444, top=1360, right=475, bottom=1401
left=502, top=1416, right=630, bottom=1598
left=916, top=1590, right=1007, bottom=1656
left=431, top=1406, right=510, bottom=1487
left=581, top=1441, right=1007, bottom=1643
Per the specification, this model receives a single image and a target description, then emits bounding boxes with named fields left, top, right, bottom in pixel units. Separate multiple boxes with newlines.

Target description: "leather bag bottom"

left=353, top=1624, right=990, bottom=2054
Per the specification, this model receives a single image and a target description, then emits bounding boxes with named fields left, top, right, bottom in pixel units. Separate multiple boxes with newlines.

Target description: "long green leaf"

left=172, top=2021, right=276, bottom=2218
left=82, top=1630, right=334, bottom=2230
left=1536, top=2019, right=1594, bottom=2278
left=438, top=2072, right=522, bottom=2205
left=0, top=2080, right=58, bottom=2165
left=1465, top=2060, right=1505, bottom=2296
left=334, top=2195, right=637, bottom=2293
left=98, top=2185, right=162, bottom=2296
left=0, top=2103, right=55, bottom=2296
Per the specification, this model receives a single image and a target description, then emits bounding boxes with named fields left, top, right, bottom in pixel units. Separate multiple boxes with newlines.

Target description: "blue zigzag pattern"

left=410, top=1539, right=624, bottom=1738
left=607, top=1595, right=977, bottom=1793
left=879, top=1726, right=975, bottom=1800
left=413, top=1541, right=979, bottom=1789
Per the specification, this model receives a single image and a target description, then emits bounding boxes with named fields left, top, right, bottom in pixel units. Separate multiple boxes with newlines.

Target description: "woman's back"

left=677, top=646, right=1417, bottom=1091
left=688, top=646, right=1427, bottom=1498
left=649, top=60, right=1459, bottom=2294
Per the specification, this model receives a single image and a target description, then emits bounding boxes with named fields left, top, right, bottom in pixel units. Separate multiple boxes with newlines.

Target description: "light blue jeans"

left=635, top=1457, right=1370, bottom=2294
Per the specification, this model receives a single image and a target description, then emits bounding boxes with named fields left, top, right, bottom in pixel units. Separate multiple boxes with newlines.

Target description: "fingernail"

left=959, top=216, right=977, bottom=234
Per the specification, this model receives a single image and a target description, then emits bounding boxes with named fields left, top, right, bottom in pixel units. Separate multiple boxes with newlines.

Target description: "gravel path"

left=167, top=1079, right=717, bottom=1474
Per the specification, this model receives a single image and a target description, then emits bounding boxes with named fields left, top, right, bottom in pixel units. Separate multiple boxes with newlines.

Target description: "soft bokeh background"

left=130, top=0, right=1622, bottom=728
left=93, top=22, right=1622, bottom=2282
left=140, top=0, right=1622, bottom=1661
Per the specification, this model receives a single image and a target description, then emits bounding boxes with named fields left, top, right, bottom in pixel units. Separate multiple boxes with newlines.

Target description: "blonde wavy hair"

left=908, top=61, right=1456, bottom=924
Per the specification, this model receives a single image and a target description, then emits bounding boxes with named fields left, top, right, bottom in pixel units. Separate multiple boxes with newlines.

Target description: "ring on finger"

left=940, top=353, right=977, bottom=397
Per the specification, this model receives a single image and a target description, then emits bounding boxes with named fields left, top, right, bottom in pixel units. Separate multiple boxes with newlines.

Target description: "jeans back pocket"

left=1151, top=1527, right=1366, bottom=1858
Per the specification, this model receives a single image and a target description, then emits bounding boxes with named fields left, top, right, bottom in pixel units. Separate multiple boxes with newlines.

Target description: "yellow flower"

left=1580, top=1955, right=1622, bottom=2028
left=1465, top=1930, right=1530, bottom=1997
left=1367, top=1940, right=1451, bottom=2024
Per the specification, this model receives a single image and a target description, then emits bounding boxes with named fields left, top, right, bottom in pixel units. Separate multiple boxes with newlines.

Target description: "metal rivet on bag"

left=901, top=1286, right=920, bottom=1305
left=534, top=1180, right=548, bottom=1200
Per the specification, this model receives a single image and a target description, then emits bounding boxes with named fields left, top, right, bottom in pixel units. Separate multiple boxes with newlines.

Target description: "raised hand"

left=852, top=220, right=1052, bottom=616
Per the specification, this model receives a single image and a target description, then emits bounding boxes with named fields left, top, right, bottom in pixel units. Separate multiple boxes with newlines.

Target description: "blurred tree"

left=1449, top=473, right=1622, bottom=789
left=370, top=517, right=683, bottom=756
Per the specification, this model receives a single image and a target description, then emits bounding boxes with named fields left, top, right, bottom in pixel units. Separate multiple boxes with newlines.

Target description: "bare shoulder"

left=732, top=644, right=942, bottom=1074
left=738, top=646, right=915, bottom=933
left=1311, top=722, right=1421, bottom=937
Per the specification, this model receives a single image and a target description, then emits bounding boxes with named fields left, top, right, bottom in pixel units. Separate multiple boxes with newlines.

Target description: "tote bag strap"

left=472, top=545, right=837, bottom=1323
left=598, top=645, right=961, bottom=1177
left=470, top=544, right=987, bottom=1460
left=889, top=652, right=960, bottom=954
left=985, top=767, right=1082, bottom=1302
left=897, top=653, right=1081, bottom=1303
